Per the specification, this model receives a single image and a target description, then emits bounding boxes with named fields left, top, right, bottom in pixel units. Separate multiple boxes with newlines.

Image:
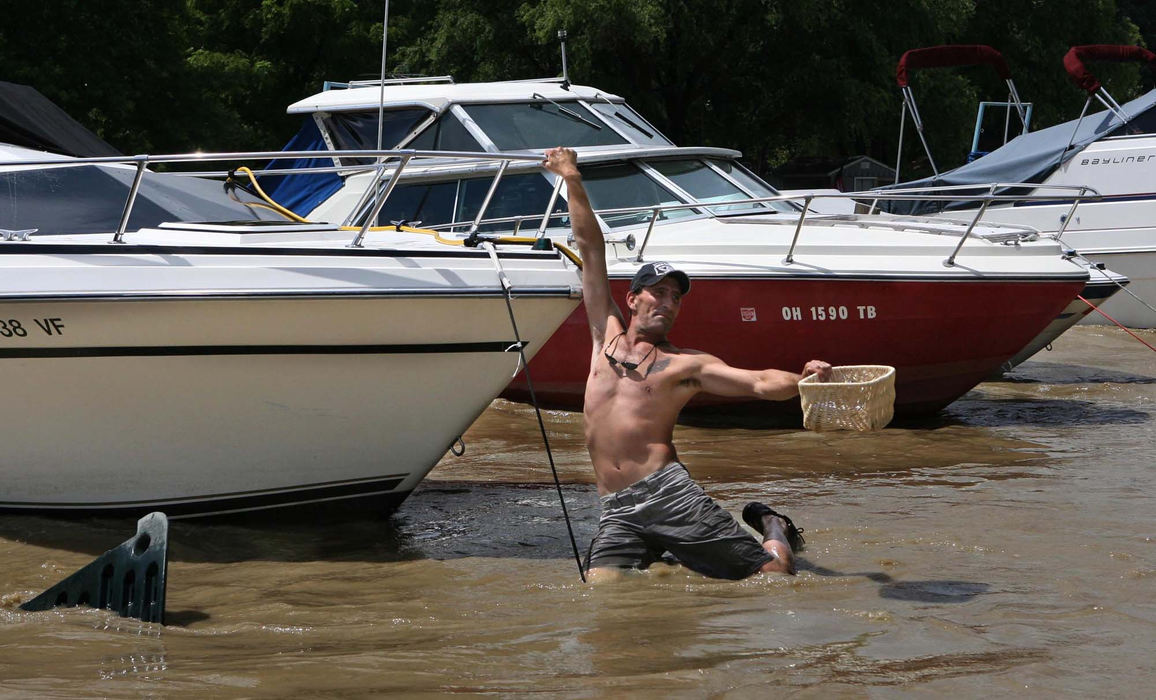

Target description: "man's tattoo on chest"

left=648, top=358, right=671, bottom=375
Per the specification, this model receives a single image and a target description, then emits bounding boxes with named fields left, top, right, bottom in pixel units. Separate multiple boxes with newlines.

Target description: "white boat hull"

left=934, top=134, right=1156, bottom=327
left=0, top=234, right=579, bottom=516
left=1000, top=268, right=1127, bottom=370
left=1070, top=248, right=1154, bottom=327
left=942, top=199, right=1156, bottom=327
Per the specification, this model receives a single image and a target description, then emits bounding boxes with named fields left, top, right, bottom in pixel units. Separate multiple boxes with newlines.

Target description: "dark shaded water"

left=2, top=327, right=1154, bottom=696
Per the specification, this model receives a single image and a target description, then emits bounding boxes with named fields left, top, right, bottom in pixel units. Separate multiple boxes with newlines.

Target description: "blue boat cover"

left=257, top=118, right=343, bottom=216
left=886, top=89, right=1156, bottom=202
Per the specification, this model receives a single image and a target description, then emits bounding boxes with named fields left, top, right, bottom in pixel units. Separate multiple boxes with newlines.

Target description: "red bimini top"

left=896, top=45, right=1011, bottom=88
left=1063, top=44, right=1156, bottom=95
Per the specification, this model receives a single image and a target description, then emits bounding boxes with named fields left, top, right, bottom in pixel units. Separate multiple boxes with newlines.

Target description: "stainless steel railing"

left=2, top=149, right=1101, bottom=265
left=0, top=149, right=543, bottom=247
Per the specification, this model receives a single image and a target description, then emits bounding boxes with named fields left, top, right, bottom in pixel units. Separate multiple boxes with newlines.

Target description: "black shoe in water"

left=742, top=502, right=805, bottom=552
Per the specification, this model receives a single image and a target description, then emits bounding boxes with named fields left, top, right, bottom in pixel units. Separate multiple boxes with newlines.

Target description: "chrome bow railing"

left=2, top=149, right=1100, bottom=266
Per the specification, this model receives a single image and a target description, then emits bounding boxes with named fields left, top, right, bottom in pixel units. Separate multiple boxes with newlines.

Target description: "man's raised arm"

left=543, top=147, right=622, bottom=344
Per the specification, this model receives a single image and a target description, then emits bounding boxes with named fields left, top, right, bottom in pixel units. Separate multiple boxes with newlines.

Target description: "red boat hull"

left=505, top=276, right=1084, bottom=416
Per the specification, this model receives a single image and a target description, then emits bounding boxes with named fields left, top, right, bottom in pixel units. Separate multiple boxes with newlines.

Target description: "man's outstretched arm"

left=699, top=357, right=833, bottom=401
left=543, top=147, right=622, bottom=344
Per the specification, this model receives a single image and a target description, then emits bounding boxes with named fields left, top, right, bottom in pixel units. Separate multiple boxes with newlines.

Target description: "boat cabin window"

left=407, top=111, right=484, bottom=152
left=455, top=172, right=568, bottom=231
left=367, top=172, right=565, bottom=232
left=462, top=102, right=629, bottom=150
left=370, top=180, right=459, bottom=228
left=322, top=108, right=432, bottom=163
left=650, top=159, right=768, bottom=213
left=709, top=159, right=797, bottom=213
left=578, top=163, right=698, bottom=228
left=588, top=102, right=672, bottom=145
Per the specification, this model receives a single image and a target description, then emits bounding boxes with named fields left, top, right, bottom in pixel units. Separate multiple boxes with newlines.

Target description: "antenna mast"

left=558, top=30, right=570, bottom=88
left=377, top=0, right=390, bottom=151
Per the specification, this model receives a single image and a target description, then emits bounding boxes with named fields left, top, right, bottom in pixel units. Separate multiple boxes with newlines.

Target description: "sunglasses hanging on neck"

left=603, top=332, right=656, bottom=371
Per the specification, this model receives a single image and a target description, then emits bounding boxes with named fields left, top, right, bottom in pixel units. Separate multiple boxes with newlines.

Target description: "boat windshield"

left=709, top=159, right=796, bottom=212
left=323, top=108, right=433, bottom=163
left=579, top=163, right=698, bottom=228
left=407, top=111, right=484, bottom=151
left=588, top=102, right=672, bottom=145
left=364, top=159, right=763, bottom=232
left=462, top=101, right=629, bottom=150
left=649, top=159, right=779, bottom=214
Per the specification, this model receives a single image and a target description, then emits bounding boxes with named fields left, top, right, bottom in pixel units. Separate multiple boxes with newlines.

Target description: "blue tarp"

left=257, top=118, right=343, bottom=216
left=883, top=89, right=1156, bottom=211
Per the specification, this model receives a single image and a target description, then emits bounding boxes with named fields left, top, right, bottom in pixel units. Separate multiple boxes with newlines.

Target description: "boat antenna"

left=558, top=30, right=570, bottom=89
left=376, top=0, right=390, bottom=152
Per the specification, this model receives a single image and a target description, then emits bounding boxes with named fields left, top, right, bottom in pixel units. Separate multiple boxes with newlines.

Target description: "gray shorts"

left=587, top=462, right=774, bottom=580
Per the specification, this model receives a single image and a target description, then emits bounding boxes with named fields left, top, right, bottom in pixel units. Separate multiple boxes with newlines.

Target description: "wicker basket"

left=798, top=365, right=896, bottom=432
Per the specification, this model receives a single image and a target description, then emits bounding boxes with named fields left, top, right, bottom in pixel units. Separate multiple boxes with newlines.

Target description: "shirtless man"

left=542, top=147, right=832, bottom=581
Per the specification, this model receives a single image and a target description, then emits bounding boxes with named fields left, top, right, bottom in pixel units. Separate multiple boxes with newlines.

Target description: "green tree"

left=186, top=0, right=386, bottom=151
left=0, top=0, right=1150, bottom=175
left=0, top=0, right=201, bottom=153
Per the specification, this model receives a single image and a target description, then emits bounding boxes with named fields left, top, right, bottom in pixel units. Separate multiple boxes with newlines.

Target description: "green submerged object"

left=21, top=512, right=168, bottom=624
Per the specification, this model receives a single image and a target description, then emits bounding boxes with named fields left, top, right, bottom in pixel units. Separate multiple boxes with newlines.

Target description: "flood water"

left=2, top=326, right=1154, bottom=696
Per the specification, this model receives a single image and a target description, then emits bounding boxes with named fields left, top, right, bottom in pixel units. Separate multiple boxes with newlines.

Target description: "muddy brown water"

left=1, top=326, right=1154, bottom=697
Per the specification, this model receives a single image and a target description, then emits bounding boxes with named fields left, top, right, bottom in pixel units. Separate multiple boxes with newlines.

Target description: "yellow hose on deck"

left=231, top=167, right=312, bottom=223
left=490, top=236, right=584, bottom=269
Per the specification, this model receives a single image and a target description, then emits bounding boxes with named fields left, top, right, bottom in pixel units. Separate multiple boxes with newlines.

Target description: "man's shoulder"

left=655, top=344, right=722, bottom=376
left=661, top=343, right=713, bottom=361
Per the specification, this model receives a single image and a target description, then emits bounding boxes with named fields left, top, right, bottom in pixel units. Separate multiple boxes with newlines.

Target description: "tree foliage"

left=0, top=0, right=1149, bottom=179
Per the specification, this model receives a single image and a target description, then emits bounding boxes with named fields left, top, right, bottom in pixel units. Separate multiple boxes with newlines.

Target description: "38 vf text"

left=0, top=318, right=66, bottom=338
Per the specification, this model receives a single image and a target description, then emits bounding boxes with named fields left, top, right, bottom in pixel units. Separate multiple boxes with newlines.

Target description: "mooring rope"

left=1080, top=253, right=1156, bottom=320
left=1078, top=295, right=1156, bottom=354
left=481, top=243, right=587, bottom=582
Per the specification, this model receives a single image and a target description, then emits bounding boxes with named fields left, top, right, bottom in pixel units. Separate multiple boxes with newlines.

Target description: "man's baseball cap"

left=630, top=261, right=691, bottom=295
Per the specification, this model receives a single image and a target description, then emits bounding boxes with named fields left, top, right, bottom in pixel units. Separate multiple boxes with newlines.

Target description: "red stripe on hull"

left=505, top=277, right=1084, bottom=416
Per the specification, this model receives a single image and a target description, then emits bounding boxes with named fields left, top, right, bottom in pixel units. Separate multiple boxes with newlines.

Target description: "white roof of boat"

left=286, top=81, right=622, bottom=114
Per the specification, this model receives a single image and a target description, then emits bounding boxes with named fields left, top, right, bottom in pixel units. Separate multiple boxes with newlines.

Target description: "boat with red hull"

left=507, top=276, right=1082, bottom=416
left=266, top=77, right=1092, bottom=417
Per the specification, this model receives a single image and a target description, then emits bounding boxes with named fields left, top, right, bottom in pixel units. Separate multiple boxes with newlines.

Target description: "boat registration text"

left=0, top=318, right=66, bottom=338
left=780, top=305, right=877, bottom=321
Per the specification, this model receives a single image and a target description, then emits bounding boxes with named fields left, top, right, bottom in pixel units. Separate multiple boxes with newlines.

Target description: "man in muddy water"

left=542, top=147, right=832, bottom=582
